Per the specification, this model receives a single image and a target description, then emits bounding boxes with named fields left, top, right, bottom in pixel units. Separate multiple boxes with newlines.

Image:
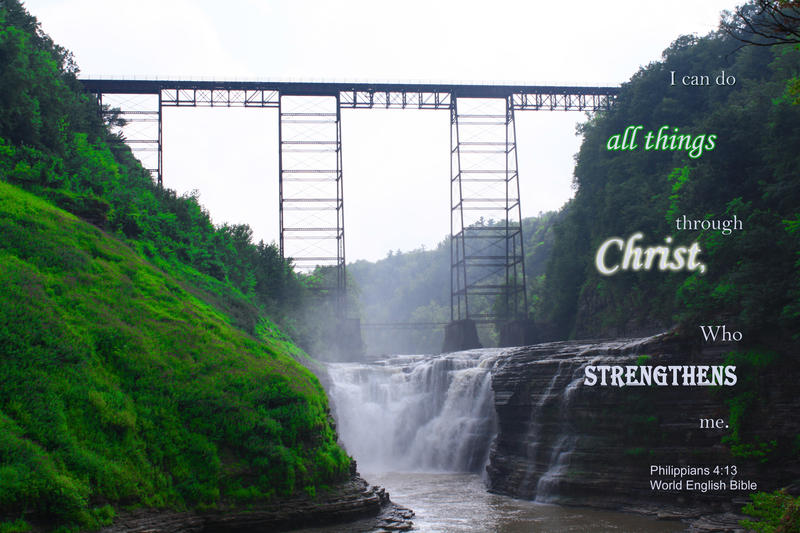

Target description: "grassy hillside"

left=0, top=0, right=323, bottom=354
left=0, top=181, right=349, bottom=531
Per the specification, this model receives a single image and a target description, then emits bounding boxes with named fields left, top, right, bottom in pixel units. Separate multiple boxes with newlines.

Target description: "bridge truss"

left=82, top=79, right=619, bottom=325
left=450, top=97, right=525, bottom=323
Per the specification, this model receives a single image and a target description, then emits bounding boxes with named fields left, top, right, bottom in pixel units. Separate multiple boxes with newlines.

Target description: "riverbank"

left=99, top=473, right=413, bottom=533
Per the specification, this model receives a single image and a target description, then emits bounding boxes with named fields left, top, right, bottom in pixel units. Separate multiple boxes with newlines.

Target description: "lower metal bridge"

left=360, top=322, right=449, bottom=330
left=81, top=79, right=619, bottom=336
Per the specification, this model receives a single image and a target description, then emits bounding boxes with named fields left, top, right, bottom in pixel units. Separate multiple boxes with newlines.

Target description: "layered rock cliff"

left=485, top=335, right=800, bottom=518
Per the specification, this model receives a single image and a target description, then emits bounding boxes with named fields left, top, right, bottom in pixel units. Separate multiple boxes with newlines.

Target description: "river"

left=292, top=472, right=684, bottom=532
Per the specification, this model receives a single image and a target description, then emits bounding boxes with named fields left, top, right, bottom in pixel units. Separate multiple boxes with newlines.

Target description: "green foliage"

left=349, top=240, right=450, bottom=353
left=624, top=447, right=650, bottom=456
left=721, top=350, right=784, bottom=462
left=665, top=166, right=690, bottom=223
left=0, top=2, right=350, bottom=530
left=0, top=182, right=349, bottom=530
left=0, top=519, right=32, bottom=533
left=0, top=0, right=314, bottom=351
left=537, top=13, right=800, bottom=343
left=741, top=490, right=800, bottom=533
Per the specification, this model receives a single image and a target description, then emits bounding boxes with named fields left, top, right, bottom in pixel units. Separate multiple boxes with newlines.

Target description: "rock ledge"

left=99, top=474, right=410, bottom=533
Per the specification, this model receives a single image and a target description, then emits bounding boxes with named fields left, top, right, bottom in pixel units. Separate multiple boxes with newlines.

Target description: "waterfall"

left=327, top=337, right=659, bottom=505
left=326, top=349, right=504, bottom=473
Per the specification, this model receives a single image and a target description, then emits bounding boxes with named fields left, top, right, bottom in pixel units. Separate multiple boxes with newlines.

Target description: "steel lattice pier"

left=450, top=97, right=526, bottom=323
left=279, top=95, right=346, bottom=307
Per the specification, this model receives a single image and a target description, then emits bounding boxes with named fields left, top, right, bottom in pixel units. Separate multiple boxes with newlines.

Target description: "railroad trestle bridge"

left=81, top=79, right=619, bottom=350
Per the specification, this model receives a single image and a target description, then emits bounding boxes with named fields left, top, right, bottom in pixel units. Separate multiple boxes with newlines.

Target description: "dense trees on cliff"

left=0, top=184, right=350, bottom=530
left=537, top=16, right=800, bottom=346
left=0, top=0, right=323, bottom=346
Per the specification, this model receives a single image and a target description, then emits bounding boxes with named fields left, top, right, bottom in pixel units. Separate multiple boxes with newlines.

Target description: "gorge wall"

left=486, top=335, right=800, bottom=517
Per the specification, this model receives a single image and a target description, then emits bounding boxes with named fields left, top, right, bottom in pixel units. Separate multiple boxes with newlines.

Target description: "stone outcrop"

left=485, top=334, right=800, bottom=520
left=99, top=474, right=413, bottom=533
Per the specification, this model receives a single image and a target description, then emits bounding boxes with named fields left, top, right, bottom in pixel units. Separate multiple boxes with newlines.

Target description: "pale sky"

left=23, top=0, right=740, bottom=261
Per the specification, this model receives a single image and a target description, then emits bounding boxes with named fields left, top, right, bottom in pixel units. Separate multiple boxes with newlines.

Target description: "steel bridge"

left=81, top=79, right=619, bottom=338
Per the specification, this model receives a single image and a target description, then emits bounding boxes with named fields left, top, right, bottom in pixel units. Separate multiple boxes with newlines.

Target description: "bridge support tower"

left=278, top=95, right=347, bottom=311
left=279, top=94, right=360, bottom=357
left=446, top=96, right=528, bottom=350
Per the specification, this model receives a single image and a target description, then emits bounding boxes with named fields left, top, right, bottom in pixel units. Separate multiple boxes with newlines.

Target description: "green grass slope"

left=0, top=181, right=349, bottom=532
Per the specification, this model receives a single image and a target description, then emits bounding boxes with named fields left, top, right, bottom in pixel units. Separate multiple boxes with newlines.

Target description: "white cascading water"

left=326, top=349, right=505, bottom=473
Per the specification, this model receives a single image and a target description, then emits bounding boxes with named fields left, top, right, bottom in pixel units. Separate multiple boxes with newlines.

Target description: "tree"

left=721, top=0, right=800, bottom=47
left=720, top=1, right=800, bottom=104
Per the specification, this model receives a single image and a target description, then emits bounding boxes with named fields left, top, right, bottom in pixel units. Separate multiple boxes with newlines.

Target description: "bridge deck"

left=81, top=79, right=619, bottom=111
left=81, top=79, right=619, bottom=96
